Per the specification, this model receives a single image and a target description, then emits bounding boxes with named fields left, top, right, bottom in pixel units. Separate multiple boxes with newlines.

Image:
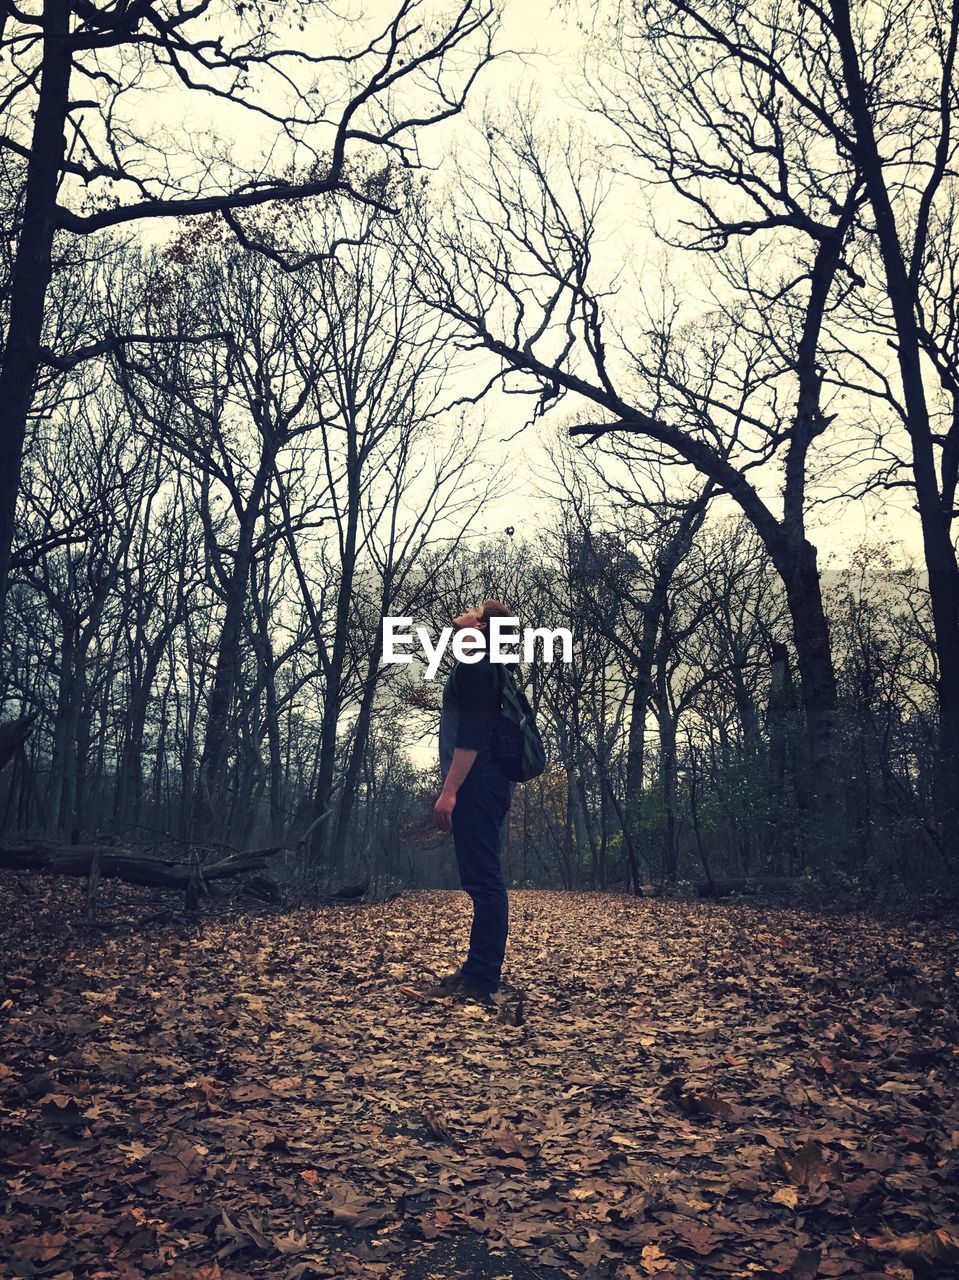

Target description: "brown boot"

left=419, top=970, right=465, bottom=998
left=456, top=978, right=496, bottom=1007
left=419, top=971, right=495, bottom=1006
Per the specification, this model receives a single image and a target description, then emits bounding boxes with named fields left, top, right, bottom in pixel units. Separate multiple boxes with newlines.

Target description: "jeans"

left=451, top=765, right=512, bottom=992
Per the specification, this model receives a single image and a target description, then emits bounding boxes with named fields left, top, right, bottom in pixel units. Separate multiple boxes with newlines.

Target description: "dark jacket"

left=438, top=652, right=502, bottom=778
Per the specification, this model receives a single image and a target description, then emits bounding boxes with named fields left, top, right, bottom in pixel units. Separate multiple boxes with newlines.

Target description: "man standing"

left=429, top=600, right=514, bottom=1003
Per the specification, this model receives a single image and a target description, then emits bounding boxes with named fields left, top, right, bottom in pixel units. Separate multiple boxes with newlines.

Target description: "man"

left=428, top=600, right=514, bottom=1004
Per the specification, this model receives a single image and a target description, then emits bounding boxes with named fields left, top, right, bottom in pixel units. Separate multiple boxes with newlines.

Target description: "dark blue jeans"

left=451, top=765, right=512, bottom=992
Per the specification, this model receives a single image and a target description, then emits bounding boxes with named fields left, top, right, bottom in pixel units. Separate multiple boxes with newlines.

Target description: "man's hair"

left=478, top=599, right=514, bottom=627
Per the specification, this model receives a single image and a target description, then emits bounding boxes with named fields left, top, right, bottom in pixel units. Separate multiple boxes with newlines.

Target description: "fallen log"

left=0, top=841, right=284, bottom=890
left=203, top=849, right=285, bottom=882
left=330, top=883, right=368, bottom=901
left=693, top=876, right=798, bottom=899
left=243, top=874, right=284, bottom=905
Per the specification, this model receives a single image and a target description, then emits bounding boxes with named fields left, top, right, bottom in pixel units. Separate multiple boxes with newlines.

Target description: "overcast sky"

left=445, top=1, right=924, bottom=567
left=89, top=0, right=925, bottom=571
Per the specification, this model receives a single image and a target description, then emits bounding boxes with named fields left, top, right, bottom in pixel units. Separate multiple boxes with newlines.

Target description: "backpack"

left=490, top=664, right=547, bottom=782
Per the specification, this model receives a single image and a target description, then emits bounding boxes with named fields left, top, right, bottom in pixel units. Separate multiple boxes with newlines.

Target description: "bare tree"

left=579, top=0, right=959, bottom=836
left=0, top=0, right=497, bottom=621
left=11, top=368, right=152, bottom=838
left=110, top=232, right=342, bottom=847
left=411, top=103, right=859, bottom=851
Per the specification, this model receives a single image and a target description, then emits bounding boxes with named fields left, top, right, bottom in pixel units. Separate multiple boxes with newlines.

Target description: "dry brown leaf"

left=865, top=1226, right=959, bottom=1265
left=771, top=1186, right=800, bottom=1208
left=2, top=883, right=957, bottom=1280
left=779, top=1139, right=838, bottom=1188
left=661, top=1075, right=736, bottom=1119
left=423, top=1110, right=454, bottom=1142
left=640, top=1243, right=672, bottom=1273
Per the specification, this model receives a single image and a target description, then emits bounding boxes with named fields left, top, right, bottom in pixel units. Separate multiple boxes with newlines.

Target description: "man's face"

left=452, top=608, right=483, bottom=632
left=452, top=608, right=487, bottom=653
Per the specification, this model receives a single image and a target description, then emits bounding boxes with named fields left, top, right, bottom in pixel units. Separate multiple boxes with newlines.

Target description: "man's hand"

left=436, top=748, right=476, bottom=834
left=434, top=788, right=456, bottom=834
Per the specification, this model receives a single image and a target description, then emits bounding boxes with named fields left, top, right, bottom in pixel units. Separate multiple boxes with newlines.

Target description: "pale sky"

left=70, top=0, right=925, bottom=571
left=419, top=0, right=923, bottom=568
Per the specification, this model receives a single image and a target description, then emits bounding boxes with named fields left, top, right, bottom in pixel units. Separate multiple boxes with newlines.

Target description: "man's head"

left=452, top=599, right=513, bottom=635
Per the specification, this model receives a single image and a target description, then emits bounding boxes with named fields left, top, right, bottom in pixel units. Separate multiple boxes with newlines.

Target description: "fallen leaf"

left=865, top=1226, right=959, bottom=1265
left=779, top=1140, right=838, bottom=1189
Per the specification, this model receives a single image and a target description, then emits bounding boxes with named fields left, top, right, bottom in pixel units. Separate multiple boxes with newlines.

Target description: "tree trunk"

left=190, top=456, right=272, bottom=846
left=308, top=469, right=360, bottom=868
left=114, top=636, right=165, bottom=833
left=777, top=542, right=843, bottom=862
left=0, top=0, right=73, bottom=625
left=45, top=624, right=79, bottom=838
left=622, top=489, right=711, bottom=859
left=330, top=664, right=380, bottom=868
left=831, top=0, right=959, bottom=854
left=765, top=641, right=796, bottom=872
left=654, top=650, right=678, bottom=883
left=623, top=611, right=657, bottom=842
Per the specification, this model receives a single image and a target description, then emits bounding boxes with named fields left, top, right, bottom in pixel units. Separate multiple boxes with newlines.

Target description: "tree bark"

left=190, top=451, right=274, bottom=846
left=308, top=453, right=361, bottom=868
left=654, top=631, right=679, bottom=883
left=330, top=662, right=380, bottom=868
left=830, top=0, right=959, bottom=852
left=777, top=541, right=843, bottom=861
left=0, top=0, right=73, bottom=627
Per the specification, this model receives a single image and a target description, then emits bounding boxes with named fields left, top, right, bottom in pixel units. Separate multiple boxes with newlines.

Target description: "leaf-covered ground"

left=1, top=879, right=958, bottom=1280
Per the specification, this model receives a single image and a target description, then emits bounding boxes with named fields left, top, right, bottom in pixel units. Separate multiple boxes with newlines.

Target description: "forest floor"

left=1, top=879, right=958, bottom=1280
